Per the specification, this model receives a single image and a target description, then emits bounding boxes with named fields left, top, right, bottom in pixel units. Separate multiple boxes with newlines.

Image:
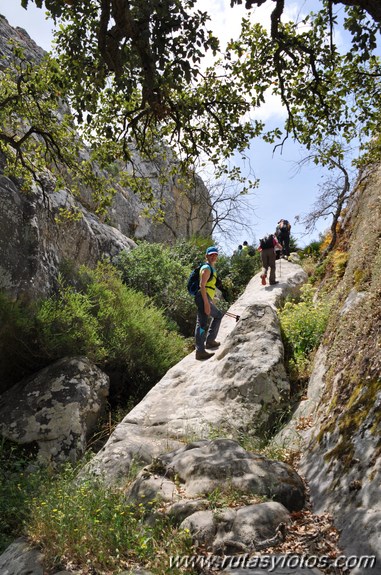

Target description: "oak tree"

left=10, top=0, right=381, bottom=220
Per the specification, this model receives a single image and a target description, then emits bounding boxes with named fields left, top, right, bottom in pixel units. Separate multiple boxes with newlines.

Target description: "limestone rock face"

left=0, top=356, right=109, bottom=463
left=88, top=261, right=307, bottom=484
left=0, top=176, right=136, bottom=300
left=0, top=538, right=44, bottom=575
left=0, top=14, right=212, bottom=303
left=103, top=151, right=212, bottom=243
left=0, top=16, right=45, bottom=68
left=272, top=165, right=381, bottom=569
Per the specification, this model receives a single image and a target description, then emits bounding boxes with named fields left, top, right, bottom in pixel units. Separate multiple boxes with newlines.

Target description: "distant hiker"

left=258, top=234, right=282, bottom=286
left=241, top=241, right=250, bottom=256
left=275, top=219, right=291, bottom=257
left=235, top=244, right=243, bottom=257
left=194, top=246, right=224, bottom=361
left=242, top=240, right=255, bottom=256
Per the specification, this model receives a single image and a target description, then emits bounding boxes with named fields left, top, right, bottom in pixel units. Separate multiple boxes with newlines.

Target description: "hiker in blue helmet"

left=194, top=246, right=224, bottom=360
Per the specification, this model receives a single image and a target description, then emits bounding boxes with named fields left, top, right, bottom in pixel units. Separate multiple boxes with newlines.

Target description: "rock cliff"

left=274, top=165, right=381, bottom=572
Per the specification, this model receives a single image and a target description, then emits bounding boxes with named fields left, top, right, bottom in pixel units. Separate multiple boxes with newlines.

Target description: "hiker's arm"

left=200, top=268, right=211, bottom=315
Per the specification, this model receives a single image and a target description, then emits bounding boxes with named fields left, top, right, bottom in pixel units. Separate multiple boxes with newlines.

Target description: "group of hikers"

left=192, top=219, right=292, bottom=360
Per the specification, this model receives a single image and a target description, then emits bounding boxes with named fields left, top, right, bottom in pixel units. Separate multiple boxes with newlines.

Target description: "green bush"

left=40, top=263, right=186, bottom=391
left=0, top=439, right=45, bottom=552
left=0, top=293, right=41, bottom=386
left=278, top=284, right=330, bottom=379
left=300, top=239, right=323, bottom=259
left=116, top=241, right=198, bottom=336
left=0, top=262, right=186, bottom=398
left=219, top=250, right=261, bottom=301
left=37, top=281, right=105, bottom=362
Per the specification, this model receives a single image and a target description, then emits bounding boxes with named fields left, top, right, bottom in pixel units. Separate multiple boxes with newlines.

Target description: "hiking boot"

left=260, top=274, right=267, bottom=285
left=195, top=350, right=215, bottom=360
left=270, top=281, right=279, bottom=285
left=205, top=340, right=220, bottom=349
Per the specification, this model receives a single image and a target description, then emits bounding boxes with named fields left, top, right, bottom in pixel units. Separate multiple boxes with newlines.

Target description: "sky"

left=0, top=0, right=342, bottom=253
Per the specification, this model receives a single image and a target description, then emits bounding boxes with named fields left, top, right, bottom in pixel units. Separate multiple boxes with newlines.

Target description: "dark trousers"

left=280, top=234, right=290, bottom=256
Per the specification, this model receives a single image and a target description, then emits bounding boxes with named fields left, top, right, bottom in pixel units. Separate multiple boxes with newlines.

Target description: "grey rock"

left=340, top=287, right=367, bottom=315
left=272, top=346, right=328, bottom=449
left=0, top=356, right=109, bottom=463
left=166, top=498, right=210, bottom=524
left=131, top=439, right=305, bottom=512
left=0, top=176, right=136, bottom=303
left=0, top=538, right=43, bottom=575
left=129, top=474, right=182, bottom=505
left=181, top=501, right=290, bottom=553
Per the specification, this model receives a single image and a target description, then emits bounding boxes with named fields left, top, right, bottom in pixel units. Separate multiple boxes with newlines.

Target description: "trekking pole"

left=225, top=311, right=240, bottom=322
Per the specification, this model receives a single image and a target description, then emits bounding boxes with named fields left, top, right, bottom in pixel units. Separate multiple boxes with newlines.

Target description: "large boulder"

left=0, top=356, right=109, bottom=463
left=129, top=439, right=306, bottom=512
left=0, top=538, right=44, bottom=575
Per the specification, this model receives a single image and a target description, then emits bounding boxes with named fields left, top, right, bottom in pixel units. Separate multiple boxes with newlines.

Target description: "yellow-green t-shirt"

left=200, top=263, right=217, bottom=298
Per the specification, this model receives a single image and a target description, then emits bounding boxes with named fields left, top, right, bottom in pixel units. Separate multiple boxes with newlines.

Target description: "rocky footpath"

left=87, top=260, right=307, bottom=484
left=0, top=260, right=319, bottom=575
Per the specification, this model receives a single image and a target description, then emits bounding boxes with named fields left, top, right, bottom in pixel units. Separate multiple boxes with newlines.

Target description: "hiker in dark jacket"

left=194, top=246, right=224, bottom=361
left=258, top=234, right=282, bottom=286
left=275, top=219, right=291, bottom=257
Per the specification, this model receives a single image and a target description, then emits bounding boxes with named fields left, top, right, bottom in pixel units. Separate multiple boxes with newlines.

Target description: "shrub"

left=299, top=239, right=323, bottom=260
left=116, top=241, right=197, bottom=336
left=0, top=293, right=40, bottom=386
left=0, top=262, right=186, bottom=398
left=26, top=463, right=193, bottom=574
left=39, top=263, right=187, bottom=394
left=278, top=284, right=330, bottom=380
left=331, top=250, right=349, bottom=279
left=37, top=280, right=105, bottom=362
left=0, top=439, right=45, bottom=552
left=220, top=250, right=261, bottom=301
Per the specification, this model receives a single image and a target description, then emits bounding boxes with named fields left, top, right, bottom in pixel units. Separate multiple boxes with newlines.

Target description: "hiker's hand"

left=204, top=301, right=211, bottom=316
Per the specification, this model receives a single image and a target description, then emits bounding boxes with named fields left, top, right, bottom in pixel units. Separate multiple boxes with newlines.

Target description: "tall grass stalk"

left=27, top=464, right=193, bottom=574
